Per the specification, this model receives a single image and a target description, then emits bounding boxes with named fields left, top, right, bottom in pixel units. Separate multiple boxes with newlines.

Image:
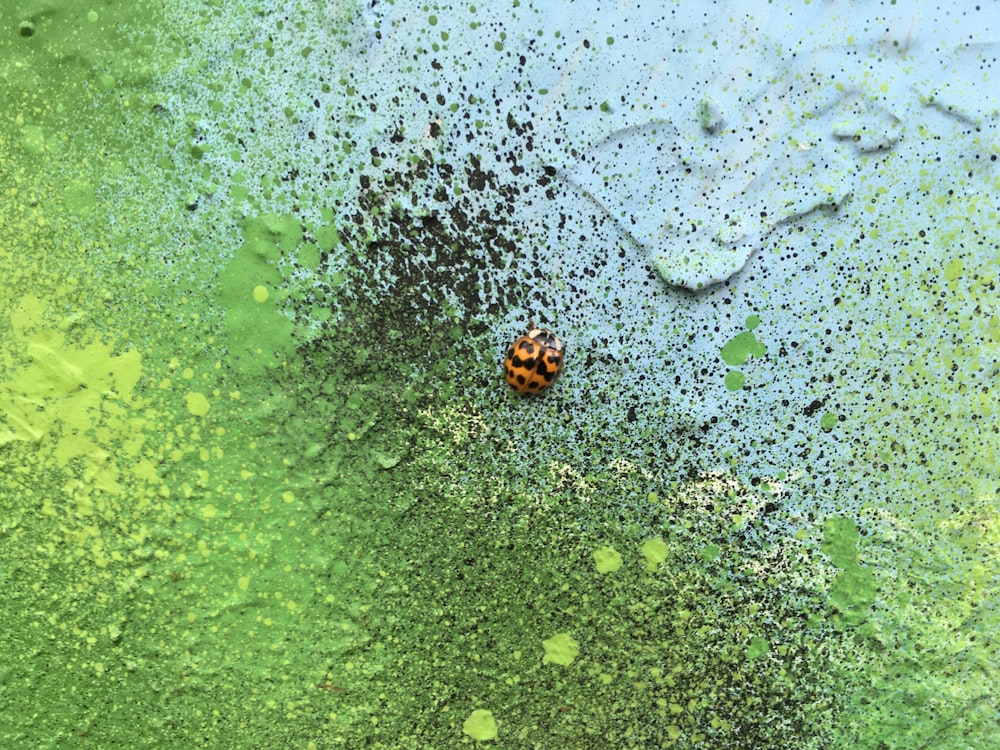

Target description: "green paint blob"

left=20, top=124, right=49, bottom=155
left=297, top=243, right=321, bottom=271
left=828, top=565, right=876, bottom=626
left=542, top=632, right=580, bottom=666
left=695, top=95, right=724, bottom=132
left=745, top=636, right=770, bottom=660
left=821, top=517, right=859, bottom=567
left=1, top=328, right=142, bottom=452
left=462, top=709, right=498, bottom=741
left=246, top=212, right=301, bottom=255
left=64, top=182, right=97, bottom=216
left=822, top=517, right=875, bottom=625
left=820, top=412, right=838, bottom=431
left=724, top=370, right=746, bottom=391
left=594, top=545, right=623, bottom=573
left=720, top=330, right=766, bottom=366
left=184, top=392, right=210, bottom=416
left=313, top=221, right=340, bottom=252
left=943, top=257, right=963, bottom=280
left=215, top=215, right=298, bottom=375
left=641, top=537, right=668, bottom=570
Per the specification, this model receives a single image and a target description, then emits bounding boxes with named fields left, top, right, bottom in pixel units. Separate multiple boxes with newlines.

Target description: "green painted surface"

left=1, top=1, right=998, bottom=748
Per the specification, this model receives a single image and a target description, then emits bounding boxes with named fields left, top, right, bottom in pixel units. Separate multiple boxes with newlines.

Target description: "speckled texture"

left=1, top=1, right=997, bottom=748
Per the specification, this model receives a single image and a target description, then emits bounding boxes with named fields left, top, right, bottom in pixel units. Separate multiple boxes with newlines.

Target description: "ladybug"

left=504, top=326, right=564, bottom=395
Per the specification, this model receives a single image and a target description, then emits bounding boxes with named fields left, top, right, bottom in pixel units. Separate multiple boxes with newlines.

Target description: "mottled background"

left=1, top=1, right=997, bottom=747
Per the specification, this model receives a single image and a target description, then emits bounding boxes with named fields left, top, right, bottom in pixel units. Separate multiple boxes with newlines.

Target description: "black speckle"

left=803, top=399, right=826, bottom=418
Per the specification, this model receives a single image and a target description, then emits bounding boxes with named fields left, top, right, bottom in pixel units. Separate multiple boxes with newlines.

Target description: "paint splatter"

left=2, top=1, right=998, bottom=748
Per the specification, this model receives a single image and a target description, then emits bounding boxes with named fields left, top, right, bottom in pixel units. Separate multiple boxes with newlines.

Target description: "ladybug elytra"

left=504, top=326, right=564, bottom=395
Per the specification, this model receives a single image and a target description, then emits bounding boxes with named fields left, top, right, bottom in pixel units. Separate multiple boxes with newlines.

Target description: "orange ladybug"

left=504, top=326, right=564, bottom=395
